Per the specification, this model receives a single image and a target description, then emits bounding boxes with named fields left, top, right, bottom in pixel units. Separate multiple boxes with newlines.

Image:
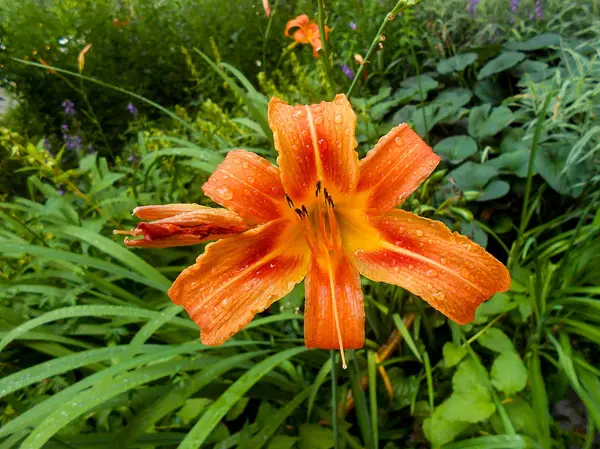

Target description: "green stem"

left=346, top=0, right=426, bottom=98
left=262, top=0, right=279, bottom=77
left=330, top=350, right=339, bottom=449
left=509, top=92, right=555, bottom=269
left=316, top=0, right=336, bottom=97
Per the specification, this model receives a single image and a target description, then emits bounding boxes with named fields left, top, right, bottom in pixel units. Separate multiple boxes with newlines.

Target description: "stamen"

left=294, top=208, right=304, bottom=219
left=301, top=205, right=309, bottom=217
left=285, top=194, right=294, bottom=208
left=113, top=229, right=134, bottom=235
left=315, top=181, right=322, bottom=197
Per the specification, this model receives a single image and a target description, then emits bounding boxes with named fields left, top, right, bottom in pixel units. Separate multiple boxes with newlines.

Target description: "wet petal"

left=268, top=95, right=360, bottom=204
left=202, top=150, right=287, bottom=224
left=169, top=219, right=310, bottom=345
left=304, top=251, right=364, bottom=349
left=348, top=210, right=511, bottom=324
left=357, top=124, right=440, bottom=215
left=120, top=206, right=249, bottom=248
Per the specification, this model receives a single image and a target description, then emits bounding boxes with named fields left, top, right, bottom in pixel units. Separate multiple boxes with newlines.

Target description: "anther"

left=301, top=205, right=309, bottom=216
left=294, top=208, right=304, bottom=219
left=315, top=181, right=322, bottom=197
left=285, top=194, right=294, bottom=208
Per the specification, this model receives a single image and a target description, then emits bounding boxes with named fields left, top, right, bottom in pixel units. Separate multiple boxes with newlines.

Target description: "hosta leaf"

left=437, top=53, right=478, bottom=74
left=477, top=52, right=526, bottom=79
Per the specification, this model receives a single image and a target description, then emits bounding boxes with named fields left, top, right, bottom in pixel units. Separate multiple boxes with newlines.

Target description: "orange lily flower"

left=285, top=14, right=331, bottom=58
left=117, top=95, right=510, bottom=367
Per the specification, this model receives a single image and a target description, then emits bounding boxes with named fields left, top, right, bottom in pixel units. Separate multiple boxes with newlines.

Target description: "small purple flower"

left=86, top=144, right=95, bottom=153
left=57, top=186, right=65, bottom=196
left=126, top=102, right=138, bottom=118
left=61, top=123, right=69, bottom=132
left=535, top=0, right=543, bottom=19
left=467, top=0, right=480, bottom=17
left=127, top=154, right=138, bottom=163
left=349, top=21, right=357, bottom=30
left=341, top=64, right=355, bottom=80
left=61, top=99, right=76, bottom=116
left=510, top=0, right=518, bottom=13
left=64, top=135, right=82, bottom=151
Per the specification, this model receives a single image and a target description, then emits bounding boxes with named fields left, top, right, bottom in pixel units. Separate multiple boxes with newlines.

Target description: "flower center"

left=286, top=181, right=348, bottom=368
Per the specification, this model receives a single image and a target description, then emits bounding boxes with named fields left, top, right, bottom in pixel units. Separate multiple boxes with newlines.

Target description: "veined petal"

left=357, top=124, right=440, bottom=215
left=169, top=219, right=310, bottom=345
left=119, top=206, right=249, bottom=248
left=202, top=150, right=287, bottom=224
left=268, top=95, right=360, bottom=203
left=348, top=210, right=511, bottom=324
left=304, top=251, right=364, bottom=350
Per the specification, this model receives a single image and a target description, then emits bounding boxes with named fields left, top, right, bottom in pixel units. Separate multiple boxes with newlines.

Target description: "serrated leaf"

left=478, top=52, right=526, bottom=79
left=437, top=53, right=478, bottom=74
left=478, top=328, right=515, bottom=353
left=443, top=342, right=467, bottom=368
left=491, top=352, right=528, bottom=395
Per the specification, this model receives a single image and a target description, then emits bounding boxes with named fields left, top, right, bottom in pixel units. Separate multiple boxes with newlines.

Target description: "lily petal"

left=304, top=251, right=364, bottom=349
left=268, top=95, right=360, bottom=203
left=349, top=210, right=511, bottom=324
left=169, top=219, right=310, bottom=345
left=120, top=206, right=249, bottom=248
left=202, top=150, right=287, bottom=225
left=357, top=124, right=440, bottom=215
left=285, top=14, right=310, bottom=38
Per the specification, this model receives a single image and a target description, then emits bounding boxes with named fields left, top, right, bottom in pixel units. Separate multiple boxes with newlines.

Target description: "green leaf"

left=491, top=352, right=528, bottom=395
left=437, top=53, right=478, bottom=74
left=478, top=180, right=510, bottom=202
left=423, top=412, right=469, bottom=448
left=468, top=104, right=513, bottom=139
left=490, top=400, right=540, bottom=440
left=443, top=343, right=468, bottom=368
left=505, top=33, right=561, bottom=51
left=178, top=347, right=306, bottom=449
left=460, top=221, right=488, bottom=247
left=177, top=398, right=213, bottom=424
left=488, top=150, right=532, bottom=178
left=474, top=79, right=505, bottom=105
left=438, top=391, right=496, bottom=423
left=226, top=397, right=250, bottom=421
left=477, top=52, right=526, bottom=79
left=267, top=436, right=298, bottom=449
left=478, top=328, right=515, bottom=353
left=450, top=162, right=498, bottom=191
left=401, top=75, right=439, bottom=101
left=434, top=136, right=478, bottom=164
left=474, top=293, right=516, bottom=323
left=441, top=434, right=543, bottom=449
left=298, top=424, right=334, bottom=449
left=535, top=144, right=585, bottom=197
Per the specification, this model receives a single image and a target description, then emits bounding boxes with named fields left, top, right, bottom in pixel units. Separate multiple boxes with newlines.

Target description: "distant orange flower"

left=262, top=0, right=271, bottom=17
left=285, top=14, right=331, bottom=58
left=117, top=95, right=510, bottom=367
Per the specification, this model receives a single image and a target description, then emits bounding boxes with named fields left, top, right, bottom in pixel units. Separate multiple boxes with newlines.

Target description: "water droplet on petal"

left=314, top=116, right=324, bottom=125
left=440, top=257, right=446, bottom=265
left=247, top=176, right=254, bottom=183
left=234, top=159, right=241, bottom=165
left=408, top=264, right=414, bottom=270
left=416, top=229, right=424, bottom=237
left=334, top=114, right=343, bottom=124
left=426, top=269, right=438, bottom=278
left=217, top=187, right=233, bottom=200
left=242, top=161, right=249, bottom=169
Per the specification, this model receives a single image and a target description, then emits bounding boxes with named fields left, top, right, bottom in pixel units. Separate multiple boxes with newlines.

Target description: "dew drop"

left=242, top=161, right=249, bottom=169
left=247, top=176, right=254, bottom=183
left=217, top=187, right=233, bottom=200
left=394, top=136, right=403, bottom=145
left=314, top=105, right=324, bottom=113
left=440, top=257, right=446, bottom=265
left=234, top=159, right=241, bottom=165
left=334, top=114, right=343, bottom=124
left=314, top=116, right=324, bottom=125
left=426, top=269, right=438, bottom=278
left=292, top=144, right=298, bottom=151
left=408, top=264, right=414, bottom=270
left=416, top=229, right=424, bottom=237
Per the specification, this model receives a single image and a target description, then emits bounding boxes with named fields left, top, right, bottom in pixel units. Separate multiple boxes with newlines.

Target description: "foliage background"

left=1, top=0, right=599, bottom=448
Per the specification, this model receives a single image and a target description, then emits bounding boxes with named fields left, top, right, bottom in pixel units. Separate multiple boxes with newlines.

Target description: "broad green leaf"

left=488, top=150, right=532, bottom=178
left=505, top=33, right=561, bottom=51
left=491, top=352, right=528, bottom=395
left=477, top=180, right=510, bottom=202
left=474, top=293, right=516, bottom=323
left=299, top=424, right=335, bottom=449
left=434, top=136, right=478, bottom=164
left=442, top=342, right=467, bottom=368
left=468, top=104, right=513, bottom=139
left=267, top=436, right=298, bottom=449
left=401, top=75, right=439, bottom=101
left=490, top=400, right=540, bottom=440
left=423, top=412, right=469, bottom=447
left=477, top=52, right=526, bottom=79
left=450, top=162, right=498, bottom=190
left=438, top=391, right=496, bottom=423
left=474, top=79, right=505, bottom=105
left=535, top=144, right=586, bottom=197
left=478, top=328, right=515, bottom=353
left=460, top=221, right=488, bottom=247
left=437, top=53, right=478, bottom=74
left=441, top=434, right=543, bottom=448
